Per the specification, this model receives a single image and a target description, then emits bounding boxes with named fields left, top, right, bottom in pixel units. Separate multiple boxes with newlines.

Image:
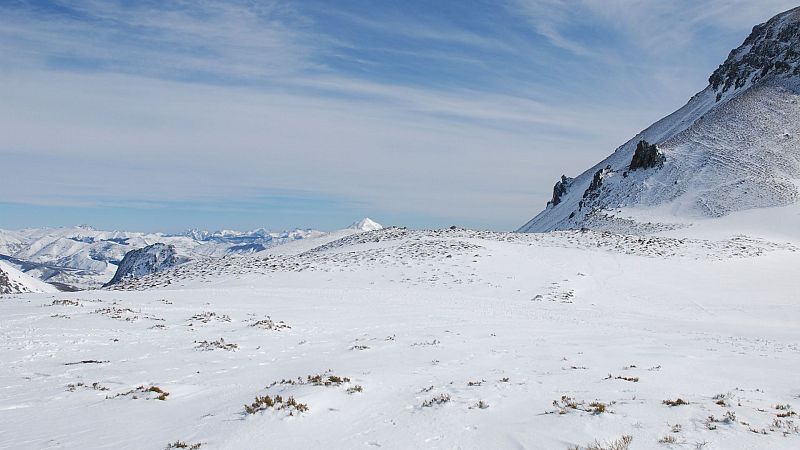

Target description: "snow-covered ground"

left=1, top=214, right=798, bottom=449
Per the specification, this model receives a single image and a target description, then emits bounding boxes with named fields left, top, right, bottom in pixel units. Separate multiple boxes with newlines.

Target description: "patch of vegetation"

left=706, top=411, right=737, bottom=430
left=663, top=398, right=689, bottom=407
left=244, top=394, right=309, bottom=415
left=411, top=339, right=440, bottom=347
left=165, top=441, right=201, bottom=449
left=553, top=396, right=610, bottom=415
left=568, top=435, right=633, bottom=450
left=107, top=385, right=170, bottom=401
left=658, top=435, right=677, bottom=444
left=471, top=400, right=489, bottom=409
left=51, top=299, right=81, bottom=307
left=249, top=316, right=290, bottom=331
left=421, top=394, right=451, bottom=407
left=66, top=382, right=109, bottom=392
left=188, top=311, right=231, bottom=325
left=194, top=338, right=238, bottom=351
left=605, top=374, right=638, bottom=382
left=346, top=385, right=363, bottom=394
left=307, top=373, right=351, bottom=386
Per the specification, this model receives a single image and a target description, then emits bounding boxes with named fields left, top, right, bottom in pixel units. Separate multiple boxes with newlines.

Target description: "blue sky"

left=1, top=0, right=798, bottom=232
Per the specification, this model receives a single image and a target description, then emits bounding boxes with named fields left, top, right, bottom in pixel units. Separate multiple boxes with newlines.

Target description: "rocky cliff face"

left=518, top=6, right=800, bottom=234
left=709, top=7, right=800, bottom=102
left=105, top=243, right=186, bottom=286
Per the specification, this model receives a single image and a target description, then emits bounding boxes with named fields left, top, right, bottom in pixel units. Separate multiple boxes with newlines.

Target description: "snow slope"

left=519, top=7, right=800, bottom=233
left=0, top=260, right=58, bottom=294
left=1, top=225, right=798, bottom=449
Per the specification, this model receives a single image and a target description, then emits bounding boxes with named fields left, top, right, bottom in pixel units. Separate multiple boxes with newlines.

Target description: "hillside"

left=519, top=7, right=800, bottom=234
left=0, top=260, right=58, bottom=294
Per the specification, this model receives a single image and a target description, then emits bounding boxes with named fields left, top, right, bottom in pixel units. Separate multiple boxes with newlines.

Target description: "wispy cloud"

left=1, top=0, right=795, bottom=230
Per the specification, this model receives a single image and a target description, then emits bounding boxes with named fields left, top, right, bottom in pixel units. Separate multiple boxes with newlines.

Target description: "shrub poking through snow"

left=663, top=398, right=689, bottom=407
left=346, top=385, right=363, bottom=394
left=106, top=385, right=169, bottom=401
left=614, top=375, right=639, bottom=383
left=472, top=400, right=489, bottom=409
left=66, top=382, right=109, bottom=392
left=51, top=299, right=81, bottom=307
left=194, top=338, right=238, bottom=351
left=568, top=435, right=633, bottom=450
left=553, top=396, right=611, bottom=415
left=165, top=441, right=202, bottom=449
left=249, top=316, right=290, bottom=331
left=421, top=394, right=451, bottom=407
left=307, top=373, right=350, bottom=386
left=244, top=394, right=308, bottom=415
left=658, top=435, right=678, bottom=444
left=187, top=311, right=231, bottom=325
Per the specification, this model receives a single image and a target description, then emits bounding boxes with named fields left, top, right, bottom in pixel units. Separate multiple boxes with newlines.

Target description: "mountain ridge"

left=519, top=6, right=800, bottom=234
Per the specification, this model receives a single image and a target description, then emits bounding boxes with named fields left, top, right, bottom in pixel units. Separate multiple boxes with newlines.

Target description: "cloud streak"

left=1, top=0, right=796, bottom=231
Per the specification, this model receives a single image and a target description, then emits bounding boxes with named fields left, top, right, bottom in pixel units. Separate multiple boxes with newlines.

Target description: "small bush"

left=421, top=394, right=451, bottom=407
left=658, top=435, right=677, bottom=444
left=663, top=398, right=689, bottom=407
left=588, top=402, right=607, bottom=414
left=166, top=441, right=201, bottom=449
left=346, top=385, right=363, bottom=394
left=570, top=435, right=633, bottom=450
left=244, top=394, right=308, bottom=414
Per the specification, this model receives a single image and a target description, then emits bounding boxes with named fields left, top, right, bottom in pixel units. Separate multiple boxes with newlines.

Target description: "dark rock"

left=629, top=140, right=665, bottom=171
left=709, top=7, right=800, bottom=97
left=105, top=243, right=186, bottom=286
left=549, top=175, right=574, bottom=207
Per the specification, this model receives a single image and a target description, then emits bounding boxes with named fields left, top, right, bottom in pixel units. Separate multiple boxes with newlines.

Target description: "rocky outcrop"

left=709, top=7, right=800, bottom=101
left=0, top=261, right=57, bottom=294
left=549, top=175, right=574, bottom=207
left=0, top=267, right=12, bottom=294
left=518, top=6, right=800, bottom=234
left=105, top=243, right=186, bottom=286
left=629, top=140, right=665, bottom=171
left=579, top=166, right=614, bottom=210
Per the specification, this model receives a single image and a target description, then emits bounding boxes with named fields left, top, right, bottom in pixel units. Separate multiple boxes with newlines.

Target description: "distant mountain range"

left=0, top=219, right=382, bottom=290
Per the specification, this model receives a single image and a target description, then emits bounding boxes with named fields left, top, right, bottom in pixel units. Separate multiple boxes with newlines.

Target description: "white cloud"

left=2, top=0, right=795, bottom=229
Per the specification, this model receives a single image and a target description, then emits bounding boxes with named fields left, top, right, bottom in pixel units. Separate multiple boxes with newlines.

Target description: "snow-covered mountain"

left=348, top=218, right=384, bottom=232
left=0, top=225, right=324, bottom=289
left=0, top=260, right=58, bottom=294
left=0, top=220, right=384, bottom=289
left=519, top=6, right=800, bottom=233
left=105, top=243, right=187, bottom=286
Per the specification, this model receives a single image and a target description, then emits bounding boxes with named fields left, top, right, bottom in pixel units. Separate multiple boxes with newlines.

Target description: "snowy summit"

left=348, top=218, right=384, bottom=232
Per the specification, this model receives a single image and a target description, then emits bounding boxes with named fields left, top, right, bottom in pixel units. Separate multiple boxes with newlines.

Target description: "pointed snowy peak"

left=348, top=218, right=383, bottom=231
